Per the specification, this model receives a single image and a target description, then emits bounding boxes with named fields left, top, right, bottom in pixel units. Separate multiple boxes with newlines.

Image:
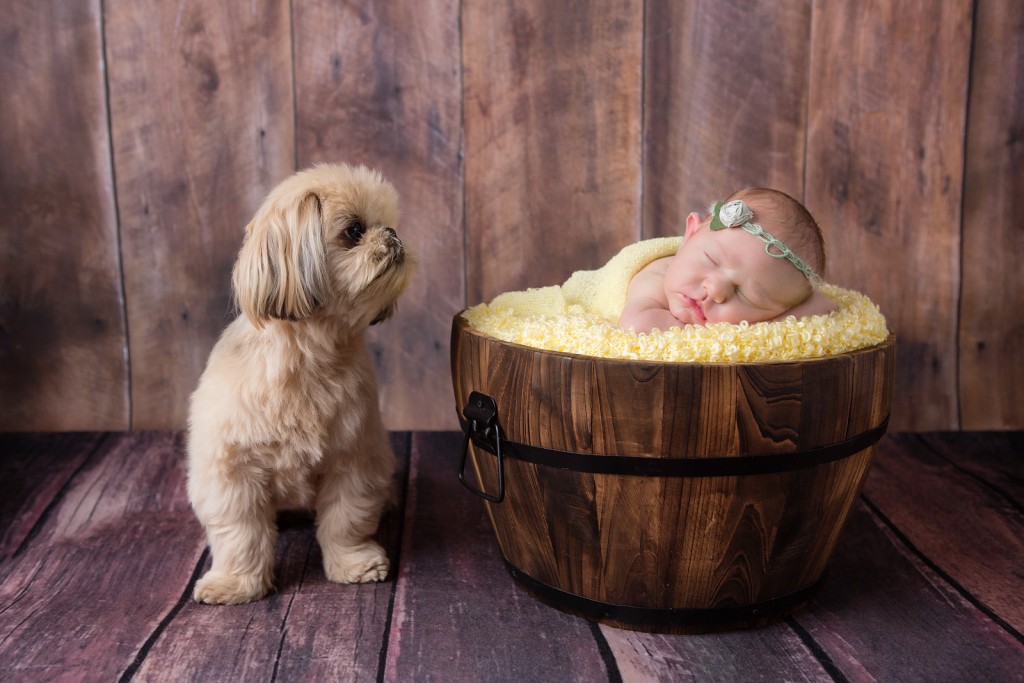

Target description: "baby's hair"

left=725, top=188, right=827, bottom=277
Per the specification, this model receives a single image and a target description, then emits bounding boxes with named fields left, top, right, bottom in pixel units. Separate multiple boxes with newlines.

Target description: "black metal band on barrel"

left=460, top=413, right=889, bottom=478
left=505, top=560, right=823, bottom=629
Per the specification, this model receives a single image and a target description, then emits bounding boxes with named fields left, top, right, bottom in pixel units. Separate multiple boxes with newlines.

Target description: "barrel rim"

left=453, top=311, right=895, bottom=368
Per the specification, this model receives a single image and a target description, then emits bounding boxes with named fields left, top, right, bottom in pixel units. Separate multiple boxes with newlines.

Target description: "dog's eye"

left=344, top=221, right=366, bottom=243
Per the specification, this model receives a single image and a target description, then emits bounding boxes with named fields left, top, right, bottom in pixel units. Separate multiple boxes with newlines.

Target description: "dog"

left=186, top=163, right=414, bottom=605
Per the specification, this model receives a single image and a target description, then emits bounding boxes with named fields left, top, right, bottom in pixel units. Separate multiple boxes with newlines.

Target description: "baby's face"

left=663, top=217, right=811, bottom=325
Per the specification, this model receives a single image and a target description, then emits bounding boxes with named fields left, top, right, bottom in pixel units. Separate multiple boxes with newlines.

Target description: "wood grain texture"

left=863, top=433, right=1024, bottom=634
left=0, top=432, right=104, bottom=559
left=382, top=432, right=612, bottom=681
left=2, top=5, right=1024, bottom=434
left=475, top=451, right=874, bottom=628
left=916, top=431, right=1024, bottom=504
left=960, top=0, right=1024, bottom=429
left=293, top=0, right=464, bottom=430
left=601, top=622, right=834, bottom=682
left=1, top=4, right=1023, bottom=434
left=805, top=1, right=972, bottom=430
left=0, top=432, right=203, bottom=681
left=1, top=431, right=1022, bottom=679
left=132, top=433, right=411, bottom=681
left=793, top=499, right=1024, bottom=682
left=643, top=0, right=812, bottom=239
left=452, top=317, right=894, bottom=456
left=463, top=0, right=643, bottom=304
left=451, top=318, right=894, bottom=632
left=0, top=1, right=128, bottom=430
left=106, top=0, right=295, bottom=429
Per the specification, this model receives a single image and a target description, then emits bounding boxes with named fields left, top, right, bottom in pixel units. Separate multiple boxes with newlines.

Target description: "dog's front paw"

left=193, top=570, right=271, bottom=605
left=323, top=542, right=390, bottom=584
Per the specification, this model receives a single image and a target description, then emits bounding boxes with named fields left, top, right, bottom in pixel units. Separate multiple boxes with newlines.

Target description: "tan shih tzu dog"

left=186, top=163, right=414, bottom=605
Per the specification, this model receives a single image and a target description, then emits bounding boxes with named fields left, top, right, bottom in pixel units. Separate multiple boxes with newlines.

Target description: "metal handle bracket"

left=459, top=391, right=505, bottom=503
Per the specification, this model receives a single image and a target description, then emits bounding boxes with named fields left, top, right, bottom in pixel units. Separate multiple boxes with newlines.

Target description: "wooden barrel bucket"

left=450, top=314, right=896, bottom=633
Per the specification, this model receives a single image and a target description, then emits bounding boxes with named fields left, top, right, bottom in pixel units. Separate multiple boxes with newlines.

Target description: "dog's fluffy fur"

left=186, top=163, right=413, bottom=605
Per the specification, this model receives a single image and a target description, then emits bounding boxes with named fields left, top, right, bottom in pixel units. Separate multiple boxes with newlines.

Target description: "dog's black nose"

left=384, top=226, right=404, bottom=257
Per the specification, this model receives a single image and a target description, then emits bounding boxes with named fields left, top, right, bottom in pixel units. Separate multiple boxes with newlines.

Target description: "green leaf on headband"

left=709, top=201, right=725, bottom=231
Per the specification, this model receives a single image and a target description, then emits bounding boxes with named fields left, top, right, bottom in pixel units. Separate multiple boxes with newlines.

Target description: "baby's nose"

left=705, top=276, right=734, bottom=303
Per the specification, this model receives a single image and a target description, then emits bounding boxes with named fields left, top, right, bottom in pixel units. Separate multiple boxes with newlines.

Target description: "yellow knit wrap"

left=462, top=237, right=889, bottom=362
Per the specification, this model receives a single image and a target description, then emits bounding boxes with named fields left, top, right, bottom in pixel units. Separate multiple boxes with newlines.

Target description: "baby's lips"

left=684, top=295, right=707, bottom=323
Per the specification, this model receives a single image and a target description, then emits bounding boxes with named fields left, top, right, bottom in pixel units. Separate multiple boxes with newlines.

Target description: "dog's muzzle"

left=383, top=227, right=405, bottom=265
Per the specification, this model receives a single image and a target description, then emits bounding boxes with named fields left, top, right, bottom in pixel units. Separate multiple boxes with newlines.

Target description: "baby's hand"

left=619, top=257, right=678, bottom=333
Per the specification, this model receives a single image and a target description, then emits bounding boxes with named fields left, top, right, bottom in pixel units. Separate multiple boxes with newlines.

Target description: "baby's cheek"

left=667, top=295, right=686, bottom=320
left=785, top=286, right=815, bottom=312
left=710, top=309, right=740, bottom=324
left=662, top=282, right=686, bottom=315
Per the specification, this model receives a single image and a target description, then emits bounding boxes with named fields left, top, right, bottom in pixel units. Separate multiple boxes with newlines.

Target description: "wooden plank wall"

left=806, top=2, right=972, bottom=431
left=960, top=1, right=1024, bottom=429
left=0, top=1, right=127, bottom=430
left=107, top=0, right=296, bottom=429
left=0, top=0, right=1020, bottom=432
left=292, top=0, right=463, bottom=431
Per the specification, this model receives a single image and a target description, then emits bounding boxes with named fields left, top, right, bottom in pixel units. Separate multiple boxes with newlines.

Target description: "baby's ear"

left=231, top=192, right=329, bottom=326
left=684, top=211, right=702, bottom=239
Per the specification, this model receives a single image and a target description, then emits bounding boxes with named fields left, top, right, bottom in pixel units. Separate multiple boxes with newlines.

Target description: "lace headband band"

left=708, top=200, right=822, bottom=286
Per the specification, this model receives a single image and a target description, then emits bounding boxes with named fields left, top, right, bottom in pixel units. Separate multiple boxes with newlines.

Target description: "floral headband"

left=708, top=199, right=822, bottom=285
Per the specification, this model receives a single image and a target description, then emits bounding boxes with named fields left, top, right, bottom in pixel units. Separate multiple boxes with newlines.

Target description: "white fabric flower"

left=719, top=200, right=753, bottom=227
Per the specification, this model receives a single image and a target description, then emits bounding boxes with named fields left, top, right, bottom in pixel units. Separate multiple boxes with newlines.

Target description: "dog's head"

left=232, top=163, right=414, bottom=330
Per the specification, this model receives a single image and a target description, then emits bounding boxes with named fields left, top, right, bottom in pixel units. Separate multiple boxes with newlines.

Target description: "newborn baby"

left=619, top=188, right=836, bottom=332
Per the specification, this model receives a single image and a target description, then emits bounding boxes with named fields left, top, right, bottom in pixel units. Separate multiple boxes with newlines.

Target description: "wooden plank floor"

left=1, top=431, right=1022, bottom=682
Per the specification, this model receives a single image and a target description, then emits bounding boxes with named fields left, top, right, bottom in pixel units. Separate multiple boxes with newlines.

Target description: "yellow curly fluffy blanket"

left=462, top=237, right=889, bottom=362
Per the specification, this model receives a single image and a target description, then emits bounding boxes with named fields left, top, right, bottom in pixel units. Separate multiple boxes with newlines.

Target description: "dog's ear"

left=232, top=192, right=329, bottom=326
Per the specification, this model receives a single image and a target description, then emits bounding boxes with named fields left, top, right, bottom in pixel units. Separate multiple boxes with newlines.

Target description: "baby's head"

left=663, top=188, right=827, bottom=325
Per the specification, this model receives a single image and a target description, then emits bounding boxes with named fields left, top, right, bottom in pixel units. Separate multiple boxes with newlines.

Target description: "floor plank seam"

left=9, top=433, right=113, bottom=560
left=860, top=494, right=1024, bottom=644
left=0, top=563, right=45, bottom=621
left=376, top=431, right=413, bottom=683
left=912, top=434, right=1024, bottom=516
left=270, top=549, right=307, bottom=683
left=785, top=615, right=850, bottom=683
left=590, top=622, right=623, bottom=682
left=117, top=547, right=210, bottom=682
